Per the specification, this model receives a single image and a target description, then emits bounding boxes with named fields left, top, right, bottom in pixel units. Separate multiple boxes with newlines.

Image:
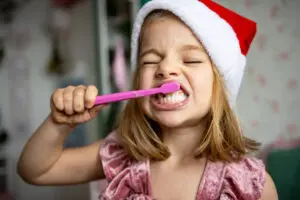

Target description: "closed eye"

left=184, top=61, right=203, bottom=64
left=143, top=62, right=159, bottom=65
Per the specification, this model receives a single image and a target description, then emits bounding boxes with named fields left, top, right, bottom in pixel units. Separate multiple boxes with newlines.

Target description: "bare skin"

left=17, top=85, right=106, bottom=185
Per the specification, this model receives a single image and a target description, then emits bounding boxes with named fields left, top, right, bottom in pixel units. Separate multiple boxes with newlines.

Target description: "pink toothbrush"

left=94, top=82, right=180, bottom=106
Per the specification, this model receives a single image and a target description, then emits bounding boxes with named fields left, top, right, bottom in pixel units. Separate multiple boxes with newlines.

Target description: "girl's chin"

left=148, top=111, right=207, bottom=130
left=152, top=114, right=188, bottom=128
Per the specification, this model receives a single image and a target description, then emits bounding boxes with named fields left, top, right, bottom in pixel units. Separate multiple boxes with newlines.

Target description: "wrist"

left=47, top=114, right=75, bottom=134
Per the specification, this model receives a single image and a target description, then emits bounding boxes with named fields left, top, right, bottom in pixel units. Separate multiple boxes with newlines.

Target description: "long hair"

left=115, top=10, right=260, bottom=162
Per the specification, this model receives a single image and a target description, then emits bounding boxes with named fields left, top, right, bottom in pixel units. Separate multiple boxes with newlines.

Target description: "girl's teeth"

left=157, top=90, right=187, bottom=104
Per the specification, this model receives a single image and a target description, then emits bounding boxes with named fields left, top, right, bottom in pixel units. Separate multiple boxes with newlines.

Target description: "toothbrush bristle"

left=160, top=82, right=180, bottom=94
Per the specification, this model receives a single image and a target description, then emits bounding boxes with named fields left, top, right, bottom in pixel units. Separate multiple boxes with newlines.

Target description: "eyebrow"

left=139, top=48, right=162, bottom=58
left=139, top=44, right=204, bottom=58
left=180, top=44, right=204, bottom=52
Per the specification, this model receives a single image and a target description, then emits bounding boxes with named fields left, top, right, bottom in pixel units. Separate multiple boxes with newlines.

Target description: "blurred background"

left=0, top=0, right=299, bottom=199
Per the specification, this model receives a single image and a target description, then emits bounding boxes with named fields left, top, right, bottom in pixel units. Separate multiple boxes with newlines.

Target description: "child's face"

left=138, top=15, right=214, bottom=129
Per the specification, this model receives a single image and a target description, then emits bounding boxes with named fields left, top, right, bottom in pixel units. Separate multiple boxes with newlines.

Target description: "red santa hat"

left=130, top=0, right=257, bottom=106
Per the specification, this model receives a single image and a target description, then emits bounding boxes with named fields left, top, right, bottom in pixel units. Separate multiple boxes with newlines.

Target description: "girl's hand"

left=50, top=85, right=105, bottom=127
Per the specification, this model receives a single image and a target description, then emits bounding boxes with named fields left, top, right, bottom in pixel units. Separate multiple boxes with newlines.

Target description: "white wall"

left=216, top=0, right=300, bottom=146
left=0, top=0, right=96, bottom=199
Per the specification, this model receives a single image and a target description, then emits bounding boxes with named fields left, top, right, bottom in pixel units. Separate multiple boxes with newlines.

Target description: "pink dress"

left=99, top=132, right=266, bottom=200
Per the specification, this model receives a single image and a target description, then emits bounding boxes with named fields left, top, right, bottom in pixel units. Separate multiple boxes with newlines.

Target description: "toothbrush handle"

left=94, top=88, right=158, bottom=105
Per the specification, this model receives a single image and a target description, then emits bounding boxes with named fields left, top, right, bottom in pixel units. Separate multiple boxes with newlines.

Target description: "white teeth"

left=157, top=90, right=187, bottom=104
left=171, top=95, right=175, bottom=102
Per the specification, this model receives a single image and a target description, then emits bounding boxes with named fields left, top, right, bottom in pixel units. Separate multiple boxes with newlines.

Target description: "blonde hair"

left=116, top=10, right=260, bottom=162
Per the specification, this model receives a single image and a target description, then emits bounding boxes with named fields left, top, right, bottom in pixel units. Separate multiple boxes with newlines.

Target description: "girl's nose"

left=155, top=63, right=181, bottom=80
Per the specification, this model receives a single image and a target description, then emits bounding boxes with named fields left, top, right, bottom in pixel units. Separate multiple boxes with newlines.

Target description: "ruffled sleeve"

left=219, top=157, right=266, bottom=200
left=197, top=157, right=266, bottom=200
left=99, top=132, right=152, bottom=200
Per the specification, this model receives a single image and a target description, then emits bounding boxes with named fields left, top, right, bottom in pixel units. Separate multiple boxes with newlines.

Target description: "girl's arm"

left=17, top=85, right=106, bottom=185
left=260, top=172, right=278, bottom=200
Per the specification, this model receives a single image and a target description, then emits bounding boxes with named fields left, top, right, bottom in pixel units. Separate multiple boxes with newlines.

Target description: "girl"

left=18, top=0, right=278, bottom=199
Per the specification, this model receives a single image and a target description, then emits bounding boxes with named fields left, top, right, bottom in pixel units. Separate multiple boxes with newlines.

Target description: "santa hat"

left=130, top=0, right=257, bottom=107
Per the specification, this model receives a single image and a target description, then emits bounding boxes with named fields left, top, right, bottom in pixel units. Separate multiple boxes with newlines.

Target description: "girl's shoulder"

left=200, top=156, right=266, bottom=200
left=99, top=132, right=151, bottom=199
left=224, top=156, right=266, bottom=199
left=99, top=131, right=133, bottom=181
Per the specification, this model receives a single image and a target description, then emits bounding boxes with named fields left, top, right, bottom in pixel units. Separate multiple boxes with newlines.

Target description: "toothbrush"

left=94, top=82, right=180, bottom=106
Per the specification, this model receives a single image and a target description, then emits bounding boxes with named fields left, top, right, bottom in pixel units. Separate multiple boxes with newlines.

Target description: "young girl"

left=17, top=0, right=278, bottom=199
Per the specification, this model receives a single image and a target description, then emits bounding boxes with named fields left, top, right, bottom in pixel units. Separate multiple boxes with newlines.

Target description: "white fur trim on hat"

left=130, top=0, right=246, bottom=106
